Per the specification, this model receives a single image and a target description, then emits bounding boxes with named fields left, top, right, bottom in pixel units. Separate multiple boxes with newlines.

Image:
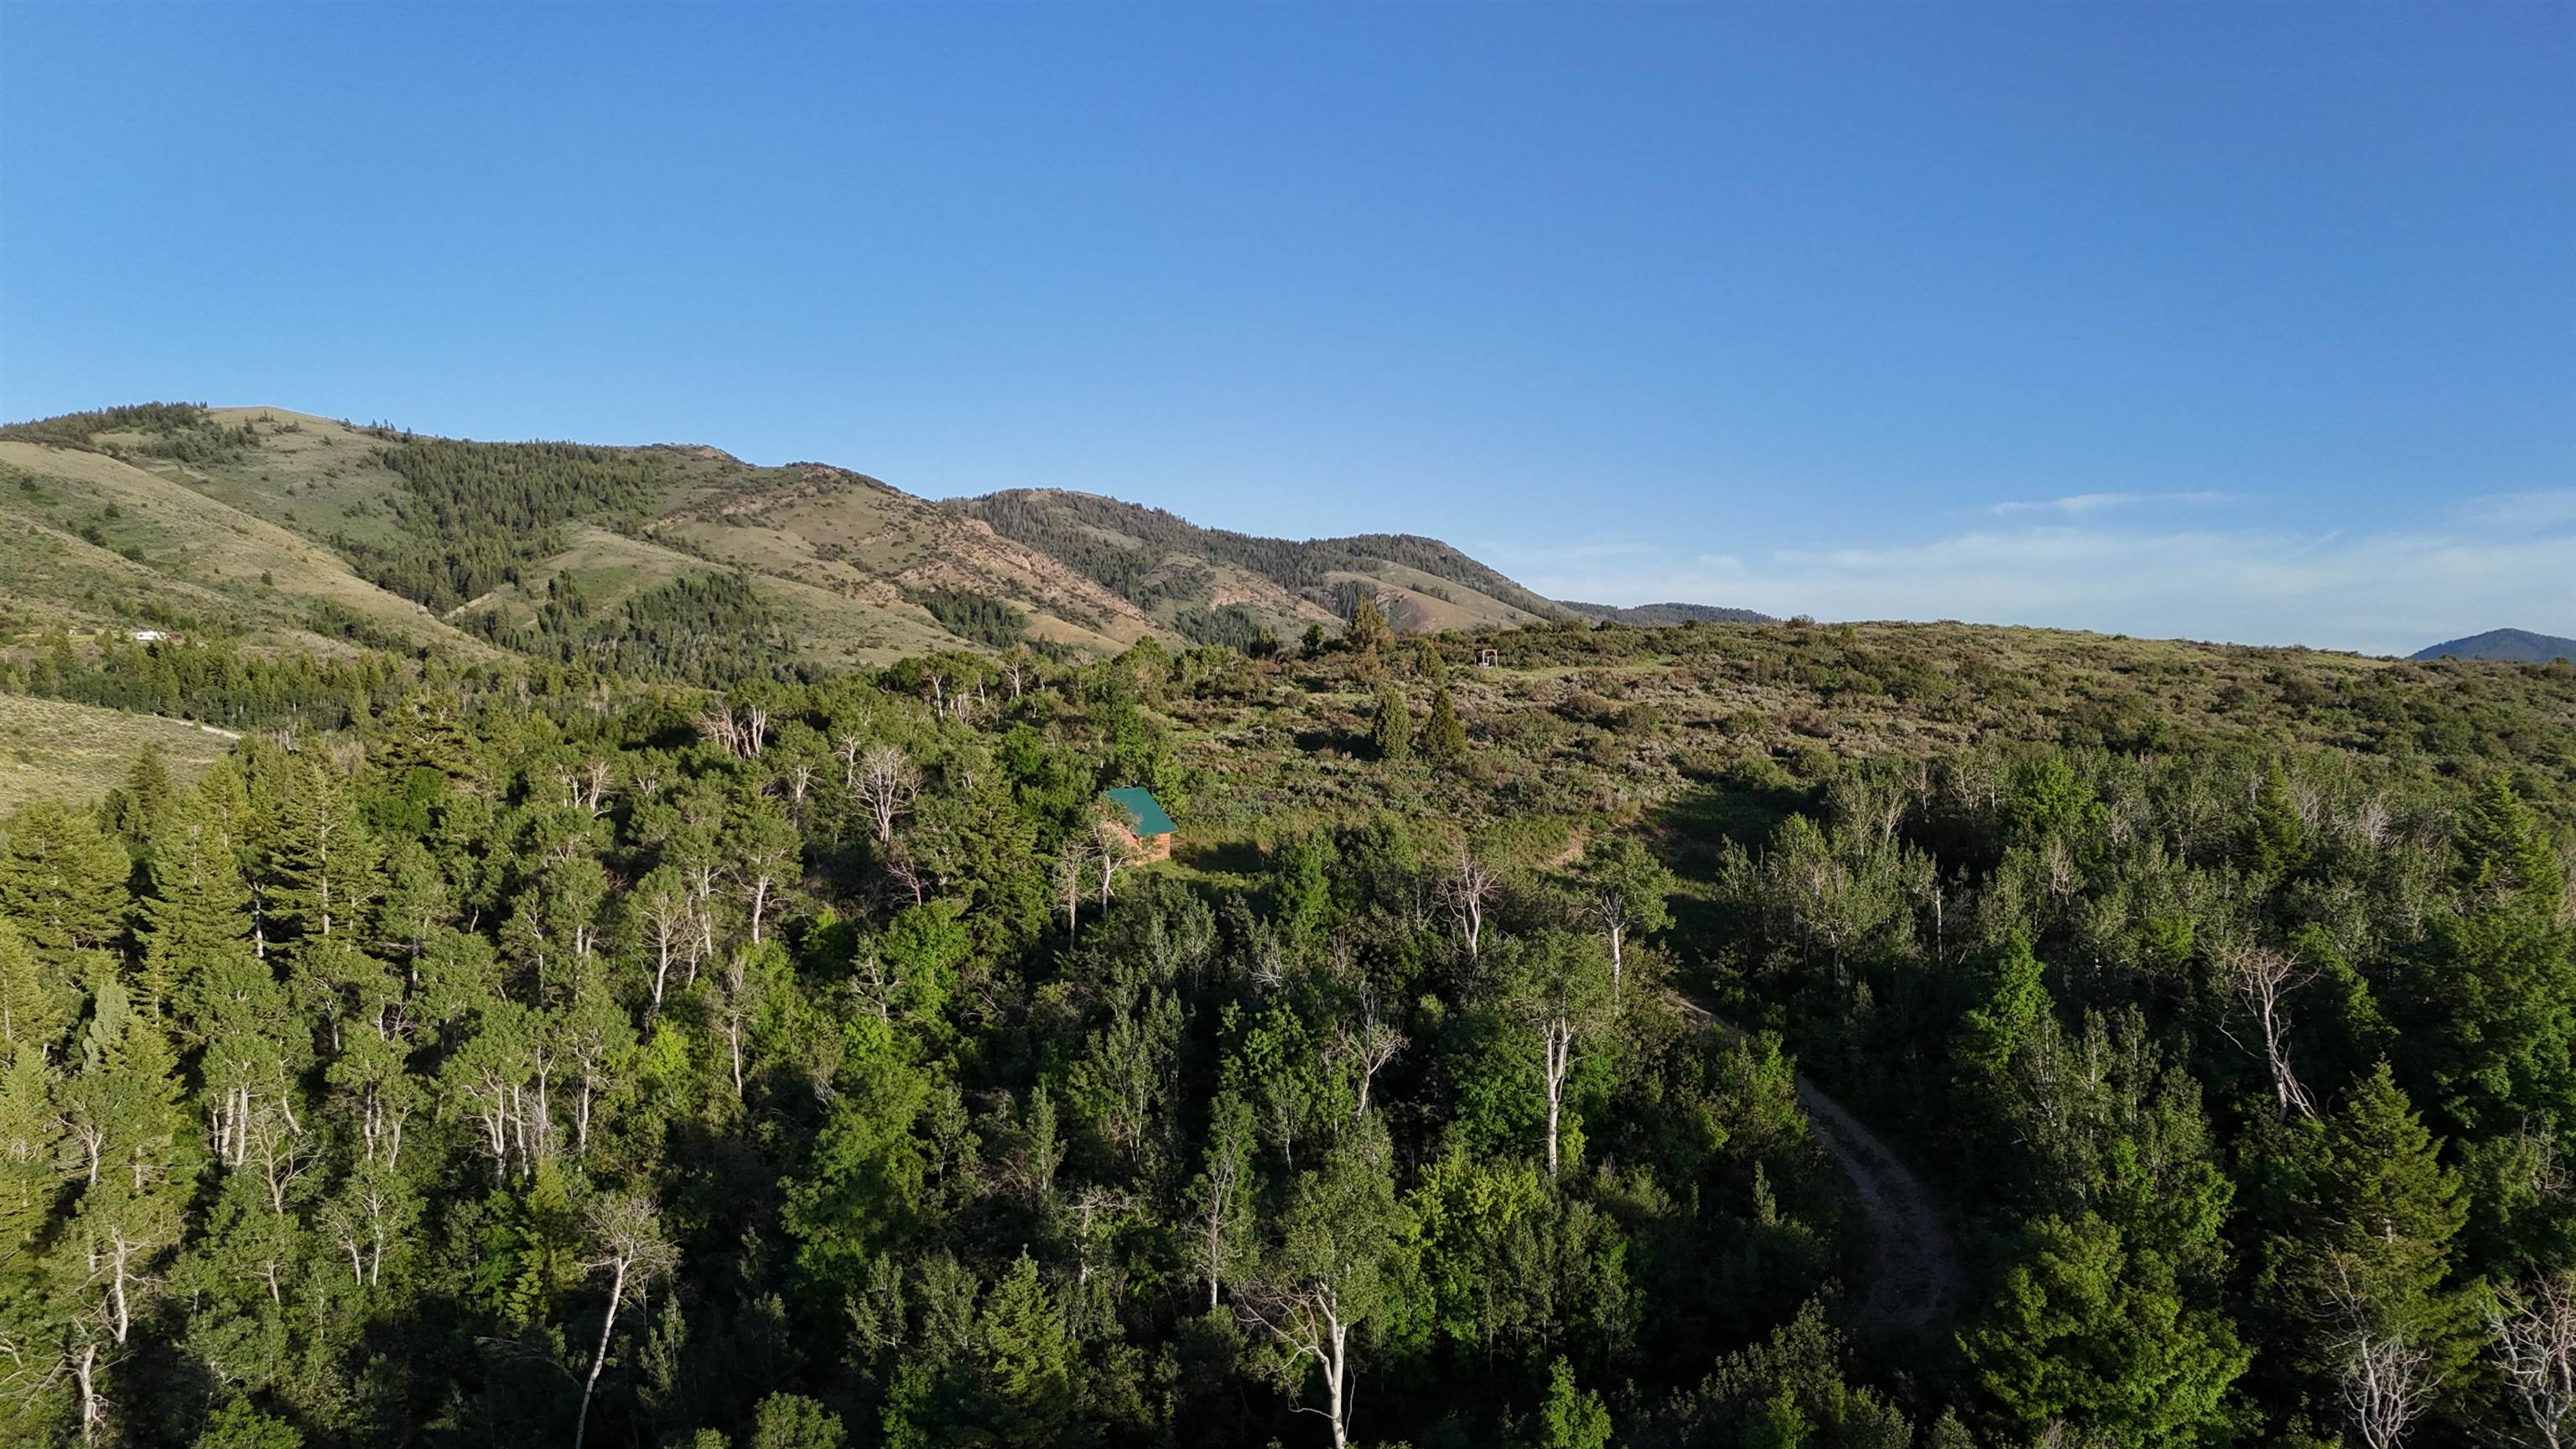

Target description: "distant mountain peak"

left=1559, top=600, right=1778, bottom=626
left=2410, top=627, right=2576, bottom=663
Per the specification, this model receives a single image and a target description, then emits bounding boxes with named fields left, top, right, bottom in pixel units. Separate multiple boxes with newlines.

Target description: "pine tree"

left=1961, top=1211, right=2251, bottom=1446
left=138, top=779, right=254, bottom=1022
left=1369, top=683, right=1413, bottom=764
left=1422, top=684, right=1467, bottom=761
left=979, top=1250, right=1082, bottom=1446
left=2397, top=783, right=2575, bottom=1136
left=1957, top=932, right=2048, bottom=1084
left=107, top=745, right=178, bottom=857
left=0, top=917, right=72, bottom=1057
left=1343, top=596, right=1392, bottom=657
left=268, top=761, right=379, bottom=950
left=2454, top=773, right=2562, bottom=905
left=2258, top=1062, right=2480, bottom=1415
left=1538, top=1358, right=1613, bottom=1449
left=0, top=800, right=132, bottom=958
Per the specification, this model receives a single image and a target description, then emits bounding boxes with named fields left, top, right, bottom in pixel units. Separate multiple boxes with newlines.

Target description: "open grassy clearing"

left=174, top=408, right=418, bottom=549
left=0, top=693, right=235, bottom=813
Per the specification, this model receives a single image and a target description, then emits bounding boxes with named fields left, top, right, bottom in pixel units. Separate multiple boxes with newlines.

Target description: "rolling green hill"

left=3, top=404, right=1613, bottom=677
left=0, top=428, right=503, bottom=659
left=1560, top=599, right=1778, bottom=625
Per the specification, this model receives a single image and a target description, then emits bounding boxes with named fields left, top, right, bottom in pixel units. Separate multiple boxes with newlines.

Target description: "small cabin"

left=1476, top=647, right=1499, bottom=668
left=1106, top=787, right=1176, bottom=862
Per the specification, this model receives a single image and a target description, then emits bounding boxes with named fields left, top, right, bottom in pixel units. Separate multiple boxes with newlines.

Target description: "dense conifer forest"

left=2, top=573, right=2573, bottom=1449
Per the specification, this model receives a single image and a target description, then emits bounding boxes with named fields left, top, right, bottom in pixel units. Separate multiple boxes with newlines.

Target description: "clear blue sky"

left=3, top=3, right=2568, bottom=654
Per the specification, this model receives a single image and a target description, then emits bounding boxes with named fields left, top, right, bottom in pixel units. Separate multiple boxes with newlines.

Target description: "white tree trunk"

left=574, top=1258, right=628, bottom=1449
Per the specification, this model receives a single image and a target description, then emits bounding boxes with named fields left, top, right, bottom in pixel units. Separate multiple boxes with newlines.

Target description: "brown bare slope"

left=944, top=487, right=1575, bottom=637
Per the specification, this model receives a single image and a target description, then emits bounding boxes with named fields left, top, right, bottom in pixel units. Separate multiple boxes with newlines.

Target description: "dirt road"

left=1671, top=991, right=1962, bottom=1330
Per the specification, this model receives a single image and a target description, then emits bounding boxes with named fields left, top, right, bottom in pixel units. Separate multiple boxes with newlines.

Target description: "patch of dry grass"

left=0, top=693, right=235, bottom=814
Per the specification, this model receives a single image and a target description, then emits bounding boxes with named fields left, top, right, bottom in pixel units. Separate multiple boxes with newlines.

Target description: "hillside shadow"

left=1646, top=782, right=1810, bottom=873
left=1174, top=836, right=1264, bottom=876
left=1644, top=782, right=1814, bottom=969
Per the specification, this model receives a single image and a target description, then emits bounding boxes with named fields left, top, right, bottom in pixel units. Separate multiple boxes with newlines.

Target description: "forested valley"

left=1, top=597, right=2573, bottom=1449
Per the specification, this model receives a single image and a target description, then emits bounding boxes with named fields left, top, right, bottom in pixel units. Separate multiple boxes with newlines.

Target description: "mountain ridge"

left=0, top=402, right=1764, bottom=672
left=1559, top=600, right=1778, bottom=626
left=2410, top=627, right=2576, bottom=663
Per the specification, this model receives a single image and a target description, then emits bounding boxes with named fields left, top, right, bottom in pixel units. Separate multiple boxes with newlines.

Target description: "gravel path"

left=1670, top=991, right=1963, bottom=1331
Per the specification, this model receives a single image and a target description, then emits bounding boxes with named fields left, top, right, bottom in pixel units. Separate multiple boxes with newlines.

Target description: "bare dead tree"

left=848, top=948, right=899, bottom=1023
left=573, top=1194, right=679, bottom=1449
left=1332, top=999, right=1406, bottom=1119
left=242, top=1105, right=317, bottom=1216
left=2489, top=1272, right=2576, bottom=1449
left=576, top=758, right=615, bottom=816
left=1194, top=1128, right=1249, bottom=1312
left=1057, top=840, right=1094, bottom=937
left=1062, top=1182, right=1131, bottom=1287
left=1537, top=1011, right=1577, bottom=1177
left=1091, top=807, right=1135, bottom=916
left=852, top=743, right=921, bottom=845
left=638, top=888, right=692, bottom=1020
left=1237, top=1278, right=1360, bottom=1449
left=780, top=760, right=818, bottom=808
left=693, top=705, right=767, bottom=759
left=2341, top=1329, right=2438, bottom=1449
left=2216, top=943, right=2319, bottom=1121
left=880, top=839, right=933, bottom=908
left=1437, top=844, right=1496, bottom=959
left=694, top=708, right=740, bottom=757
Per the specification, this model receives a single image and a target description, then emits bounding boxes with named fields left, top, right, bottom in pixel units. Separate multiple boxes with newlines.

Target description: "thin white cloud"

left=2458, top=488, right=2576, bottom=530
left=1987, top=490, right=2236, bottom=517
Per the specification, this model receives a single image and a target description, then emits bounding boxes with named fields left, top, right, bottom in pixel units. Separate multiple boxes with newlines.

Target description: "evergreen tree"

left=1957, top=932, right=2048, bottom=1085
left=1343, top=596, right=1393, bottom=657
left=138, top=776, right=254, bottom=1021
left=1370, top=683, right=1413, bottom=764
left=0, top=917, right=72, bottom=1057
left=2262, top=1063, right=2479, bottom=1394
left=1961, top=1211, right=2251, bottom=1446
left=0, top=799, right=132, bottom=958
left=107, top=745, right=178, bottom=857
left=267, top=761, right=380, bottom=949
left=1422, top=683, right=1467, bottom=761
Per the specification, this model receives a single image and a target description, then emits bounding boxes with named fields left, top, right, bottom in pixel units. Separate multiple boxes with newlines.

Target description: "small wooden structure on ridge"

left=1106, top=787, right=1176, bottom=862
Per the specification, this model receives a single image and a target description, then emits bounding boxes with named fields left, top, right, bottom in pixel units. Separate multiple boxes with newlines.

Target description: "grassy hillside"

left=641, top=459, right=1158, bottom=659
left=0, top=406, right=1298, bottom=672
left=0, top=692, right=235, bottom=813
left=0, top=434, right=501, bottom=658
left=946, top=486, right=1578, bottom=642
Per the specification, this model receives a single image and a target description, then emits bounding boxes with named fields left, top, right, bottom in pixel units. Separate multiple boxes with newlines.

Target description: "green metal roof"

left=1105, top=787, right=1176, bottom=836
